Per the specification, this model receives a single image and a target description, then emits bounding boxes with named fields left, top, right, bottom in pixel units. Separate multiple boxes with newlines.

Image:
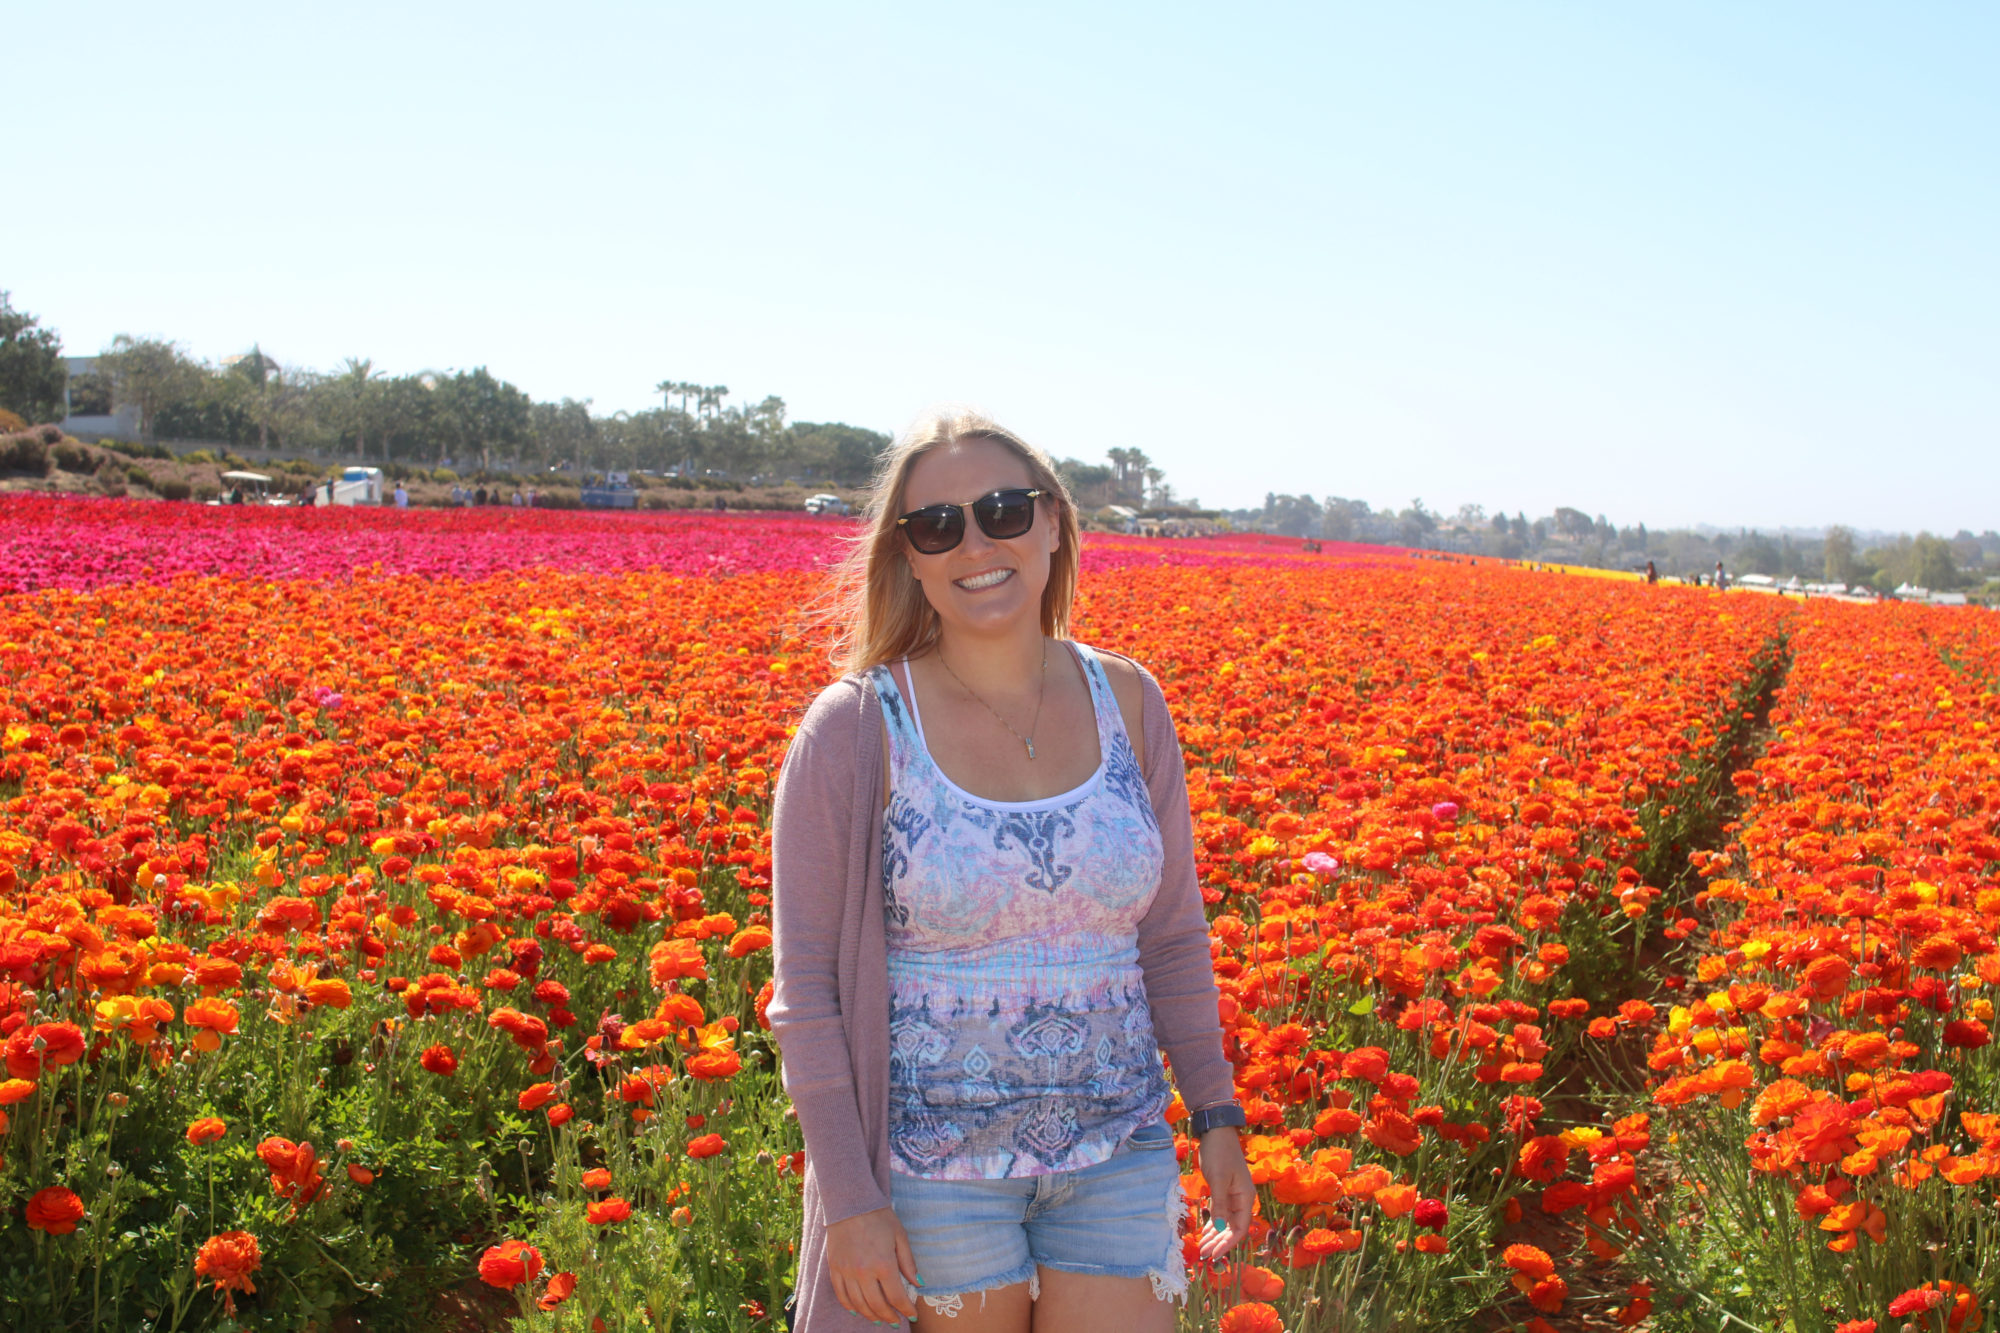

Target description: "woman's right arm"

left=769, top=682, right=920, bottom=1322
left=768, top=680, right=892, bottom=1224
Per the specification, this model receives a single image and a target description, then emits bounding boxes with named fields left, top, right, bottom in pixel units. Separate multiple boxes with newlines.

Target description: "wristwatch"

left=1186, top=1101, right=1248, bottom=1137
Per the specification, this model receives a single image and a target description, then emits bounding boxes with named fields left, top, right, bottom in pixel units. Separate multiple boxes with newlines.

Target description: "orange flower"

left=194, top=1230, right=261, bottom=1311
left=303, top=978, right=352, bottom=1009
left=517, top=1082, right=557, bottom=1112
left=581, top=1168, right=613, bottom=1190
left=586, top=1196, right=632, bottom=1225
left=420, top=1044, right=457, bottom=1077
left=1219, top=1302, right=1284, bottom=1333
left=1502, top=1244, right=1554, bottom=1280
left=24, top=1186, right=86, bottom=1235
left=183, top=998, right=240, bottom=1053
left=255, top=1137, right=325, bottom=1207
left=186, top=1117, right=228, bottom=1145
left=687, top=1133, right=727, bottom=1159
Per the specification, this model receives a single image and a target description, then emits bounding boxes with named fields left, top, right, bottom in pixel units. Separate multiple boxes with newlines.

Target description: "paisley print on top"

left=873, top=643, right=1170, bottom=1179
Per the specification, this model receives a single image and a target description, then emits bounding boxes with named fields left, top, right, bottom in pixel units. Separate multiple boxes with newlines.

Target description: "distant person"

left=1714, top=560, right=1727, bottom=590
left=475, top=485, right=488, bottom=506
left=450, top=485, right=463, bottom=506
left=511, top=489, right=523, bottom=506
left=394, top=483, right=409, bottom=509
left=526, top=487, right=537, bottom=508
left=714, top=495, right=727, bottom=513
left=1645, top=560, right=1658, bottom=585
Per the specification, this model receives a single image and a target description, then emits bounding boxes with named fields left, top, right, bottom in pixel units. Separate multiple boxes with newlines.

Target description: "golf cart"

left=212, top=471, right=278, bottom=505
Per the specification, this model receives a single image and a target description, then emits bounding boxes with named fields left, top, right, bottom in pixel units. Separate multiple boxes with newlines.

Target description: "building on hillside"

left=59, top=356, right=140, bottom=442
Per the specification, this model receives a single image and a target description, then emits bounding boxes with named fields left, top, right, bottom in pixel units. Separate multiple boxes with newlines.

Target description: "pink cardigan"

left=769, top=660, right=1235, bottom=1332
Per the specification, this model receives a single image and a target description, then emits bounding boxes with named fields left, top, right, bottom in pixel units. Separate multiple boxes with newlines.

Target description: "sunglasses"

left=896, top=488, right=1044, bottom=555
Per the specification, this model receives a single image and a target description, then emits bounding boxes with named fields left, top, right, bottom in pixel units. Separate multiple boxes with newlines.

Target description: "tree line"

left=0, top=293, right=1190, bottom=502
left=1231, top=492, right=1998, bottom=594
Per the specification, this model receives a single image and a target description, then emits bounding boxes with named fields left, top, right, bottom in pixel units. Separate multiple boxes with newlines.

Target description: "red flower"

left=1944, top=1019, right=1991, bottom=1049
left=517, top=1081, right=557, bottom=1112
left=687, top=1133, right=727, bottom=1159
left=1413, top=1197, right=1448, bottom=1230
left=479, top=1239, right=544, bottom=1289
left=24, top=1186, right=85, bottom=1235
left=420, top=1044, right=457, bottom=1077
left=539, top=1271, right=578, bottom=1311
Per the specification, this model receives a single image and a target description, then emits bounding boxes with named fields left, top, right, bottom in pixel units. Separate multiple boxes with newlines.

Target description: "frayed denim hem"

left=903, top=1261, right=1039, bottom=1317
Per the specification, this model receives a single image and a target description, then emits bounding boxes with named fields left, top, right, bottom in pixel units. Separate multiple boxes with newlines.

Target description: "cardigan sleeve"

left=768, top=680, right=892, bottom=1223
left=1130, top=665, right=1239, bottom=1115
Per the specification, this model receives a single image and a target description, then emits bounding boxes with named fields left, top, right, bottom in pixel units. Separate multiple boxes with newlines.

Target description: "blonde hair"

left=821, top=407, right=1080, bottom=675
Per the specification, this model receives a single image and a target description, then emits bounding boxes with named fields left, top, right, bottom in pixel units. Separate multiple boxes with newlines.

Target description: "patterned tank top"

left=871, top=642, right=1171, bottom=1179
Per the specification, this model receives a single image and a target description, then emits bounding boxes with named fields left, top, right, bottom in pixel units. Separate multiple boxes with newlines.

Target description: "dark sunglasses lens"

left=975, top=490, right=1036, bottom=540
left=904, top=506, right=963, bottom=552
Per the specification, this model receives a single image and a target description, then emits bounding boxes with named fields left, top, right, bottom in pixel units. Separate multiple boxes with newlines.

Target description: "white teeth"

left=954, top=568, right=1013, bottom=590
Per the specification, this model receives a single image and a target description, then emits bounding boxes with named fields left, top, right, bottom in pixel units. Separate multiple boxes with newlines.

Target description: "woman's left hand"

left=1194, top=1128, right=1255, bottom=1262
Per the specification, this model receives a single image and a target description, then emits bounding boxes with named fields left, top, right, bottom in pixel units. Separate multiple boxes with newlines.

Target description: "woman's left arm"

left=1126, top=665, right=1235, bottom=1114
left=1123, top=663, right=1255, bottom=1252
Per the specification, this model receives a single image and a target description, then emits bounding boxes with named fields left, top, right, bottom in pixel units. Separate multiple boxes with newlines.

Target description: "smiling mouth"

left=953, top=568, right=1014, bottom=591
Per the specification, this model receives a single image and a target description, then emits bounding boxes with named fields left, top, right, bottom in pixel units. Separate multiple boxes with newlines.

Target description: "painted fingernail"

left=915, top=1275, right=926, bottom=1286
left=1210, top=1218, right=1226, bottom=1231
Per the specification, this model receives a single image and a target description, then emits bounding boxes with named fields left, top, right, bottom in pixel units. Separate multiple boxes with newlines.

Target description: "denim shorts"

left=887, top=1120, right=1187, bottom=1316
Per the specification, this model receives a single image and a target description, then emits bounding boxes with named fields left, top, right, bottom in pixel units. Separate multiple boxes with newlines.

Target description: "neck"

left=932, top=622, right=1049, bottom=699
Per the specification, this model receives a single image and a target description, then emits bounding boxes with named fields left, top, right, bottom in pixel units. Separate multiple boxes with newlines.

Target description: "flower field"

left=1, top=499, right=1995, bottom=1332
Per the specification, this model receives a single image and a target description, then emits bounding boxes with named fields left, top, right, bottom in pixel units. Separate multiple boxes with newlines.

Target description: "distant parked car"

left=804, top=493, right=850, bottom=516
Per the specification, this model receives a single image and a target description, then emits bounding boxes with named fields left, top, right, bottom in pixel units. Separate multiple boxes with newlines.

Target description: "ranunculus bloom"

left=687, top=1133, right=727, bottom=1159
left=581, top=1168, right=613, bottom=1190
left=186, top=1117, right=228, bottom=1145
left=586, top=1196, right=632, bottom=1225
left=420, top=1044, right=458, bottom=1076
left=479, top=1239, right=544, bottom=1289
left=25, top=1186, right=86, bottom=1235
left=539, top=1271, right=578, bottom=1311
left=1413, top=1197, right=1448, bottom=1230
left=1219, top=1302, right=1284, bottom=1333
left=1502, top=1244, right=1555, bottom=1279
left=195, top=1230, right=261, bottom=1313
left=517, top=1082, right=557, bottom=1111
left=304, top=978, right=352, bottom=1009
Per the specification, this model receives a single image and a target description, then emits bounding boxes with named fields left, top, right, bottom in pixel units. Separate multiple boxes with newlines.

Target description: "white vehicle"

left=804, top=493, right=850, bottom=516
left=313, top=466, right=384, bottom=507
left=210, top=470, right=284, bottom=505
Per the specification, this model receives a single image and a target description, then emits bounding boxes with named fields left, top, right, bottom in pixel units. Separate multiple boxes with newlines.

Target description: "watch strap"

left=1186, top=1102, right=1248, bottom=1137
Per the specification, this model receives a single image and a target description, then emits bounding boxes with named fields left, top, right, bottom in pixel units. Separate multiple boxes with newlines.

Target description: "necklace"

left=937, top=639, right=1049, bottom=760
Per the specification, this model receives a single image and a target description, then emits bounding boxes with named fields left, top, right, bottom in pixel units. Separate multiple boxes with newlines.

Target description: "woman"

left=770, top=409, right=1254, bottom=1332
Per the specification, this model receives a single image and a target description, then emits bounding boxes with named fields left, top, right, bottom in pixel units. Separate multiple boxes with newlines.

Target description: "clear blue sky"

left=9, top=3, right=1995, bottom=532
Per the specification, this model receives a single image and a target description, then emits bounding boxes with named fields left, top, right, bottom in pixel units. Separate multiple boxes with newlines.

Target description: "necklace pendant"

left=1025, top=740, right=1036, bottom=760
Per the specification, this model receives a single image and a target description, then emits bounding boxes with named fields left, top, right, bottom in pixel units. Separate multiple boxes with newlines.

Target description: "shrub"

left=124, top=464, right=152, bottom=488
left=158, top=478, right=192, bottom=501
left=36, top=424, right=60, bottom=444
left=0, top=432, right=50, bottom=476
left=0, top=408, right=27, bottom=432
left=52, top=442, right=96, bottom=473
left=192, top=484, right=220, bottom=502
left=180, top=449, right=217, bottom=465
left=432, top=468, right=458, bottom=484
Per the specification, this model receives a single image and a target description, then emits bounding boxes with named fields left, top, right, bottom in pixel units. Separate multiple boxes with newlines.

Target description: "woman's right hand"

left=827, top=1206, right=920, bottom=1324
